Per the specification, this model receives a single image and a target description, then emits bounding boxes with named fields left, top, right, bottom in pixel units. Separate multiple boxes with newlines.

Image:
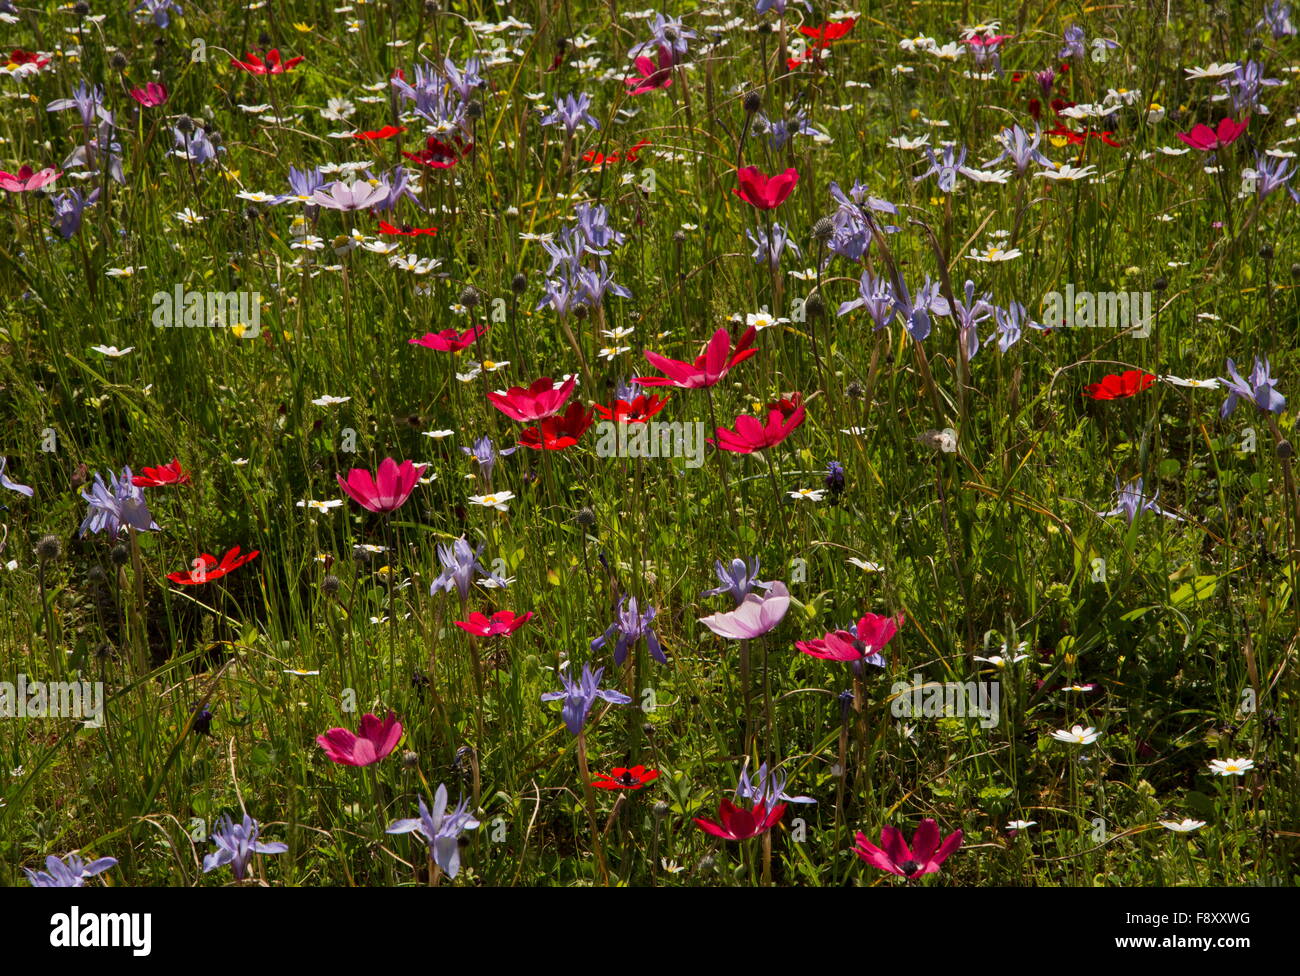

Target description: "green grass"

left=0, top=0, right=1297, bottom=886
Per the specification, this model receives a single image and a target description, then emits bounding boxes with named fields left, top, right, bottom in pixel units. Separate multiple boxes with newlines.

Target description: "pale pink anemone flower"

left=854, top=818, right=964, bottom=880
left=316, top=712, right=403, bottom=766
left=336, top=458, right=427, bottom=513
left=0, top=165, right=61, bottom=193
left=311, top=178, right=391, bottom=211
left=699, top=581, right=791, bottom=639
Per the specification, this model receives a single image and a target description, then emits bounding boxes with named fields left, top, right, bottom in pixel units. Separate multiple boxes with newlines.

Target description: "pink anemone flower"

left=336, top=458, right=426, bottom=513
left=316, top=711, right=403, bottom=766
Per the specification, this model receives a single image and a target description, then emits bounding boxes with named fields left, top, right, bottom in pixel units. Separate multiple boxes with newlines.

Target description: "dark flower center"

left=900, top=860, right=920, bottom=876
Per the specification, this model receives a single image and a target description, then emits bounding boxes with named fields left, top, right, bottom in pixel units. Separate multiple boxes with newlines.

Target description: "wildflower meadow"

left=1, top=0, right=1298, bottom=904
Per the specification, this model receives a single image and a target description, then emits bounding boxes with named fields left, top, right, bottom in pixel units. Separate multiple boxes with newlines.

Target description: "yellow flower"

left=293, top=22, right=314, bottom=32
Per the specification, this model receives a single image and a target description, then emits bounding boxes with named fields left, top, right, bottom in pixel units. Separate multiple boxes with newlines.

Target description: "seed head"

left=36, top=534, right=63, bottom=563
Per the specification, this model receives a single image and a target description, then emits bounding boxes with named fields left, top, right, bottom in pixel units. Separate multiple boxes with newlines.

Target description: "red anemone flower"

left=1045, top=125, right=1121, bottom=147
left=402, top=134, right=473, bottom=169
left=487, top=376, right=577, bottom=422
left=799, top=17, right=856, bottom=43
left=378, top=220, right=438, bottom=237
left=854, top=819, right=964, bottom=879
left=353, top=124, right=406, bottom=140
left=584, top=138, right=652, bottom=167
left=593, top=392, right=671, bottom=423
left=230, top=49, right=304, bottom=74
left=695, top=799, right=786, bottom=840
left=132, top=458, right=190, bottom=487
left=7, top=49, right=50, bottom=69
left=592, top=765, right=661, bottom=790
left=316, top=711, right=402, bottom=767
left=453, top=610, right=534, bottom=637
left=518, top=401, right=595, bottom=450
left=711, top=393, right=806, bottom=454
left=167, top=545, right=260, bottom=585
left=1084, top=370, right=1155, bottom=400
left=635, top=326, right=758, bottom=389
left=408, top=324, right=486, bottom=352
left=734, top=165, right=799, bottom=210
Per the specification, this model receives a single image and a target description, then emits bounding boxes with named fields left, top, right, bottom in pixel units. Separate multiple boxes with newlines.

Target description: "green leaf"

left=1169, top=575, right=1220, bottom=608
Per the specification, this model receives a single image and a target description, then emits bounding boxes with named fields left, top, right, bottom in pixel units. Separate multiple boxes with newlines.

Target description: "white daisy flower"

left=1184, top=62, right=1240, bottom=79
left=789, top=488, right=826, bottom=502
left=296, top=499, right=344, bottom=512
left=1051, top=725, right=1100, bottom=745
left=1207, top=757, right=1254, bottom=777
left=1159, top=375, right=1222, bottom=390
left=746, top=308, right=790, bottom=331
left=1037, top=163, right=1097, bottom=181
left=469, top=491, right=515, bottom=511
left=1159, top=818, right=1206, bottom=832
left=968, top=245, right=1022, bottom=262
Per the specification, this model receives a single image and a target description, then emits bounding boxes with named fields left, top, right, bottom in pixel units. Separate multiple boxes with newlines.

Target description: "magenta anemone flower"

left=699, top=581, right=790, bottom=639
left=854, top=819, right=963, bottom=879
left=734, top=165, right=799, bottom=210
left=1175, top=117, right=1249, bottom=151
left=486, top=375, right=576, bottom=422
left=695, top=798, right=786, bottom=840
left=711, top=393, right=806, bottom=454
left=796, top=612, right=903, bottom=667
left=635, top=326, right=759, bottom=389
left=626, top=45, right=674, bottom=94
left=316, top=711, right=403, bottom=766
left=453, top=610, right=533, bottom=637
left=336, top=458, right=426, bottom=513
left=408, top=324, right=487, bottom=352
left=0, top=165, right=60, bottom=193
left=128, top=82, right=169, bottom=107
